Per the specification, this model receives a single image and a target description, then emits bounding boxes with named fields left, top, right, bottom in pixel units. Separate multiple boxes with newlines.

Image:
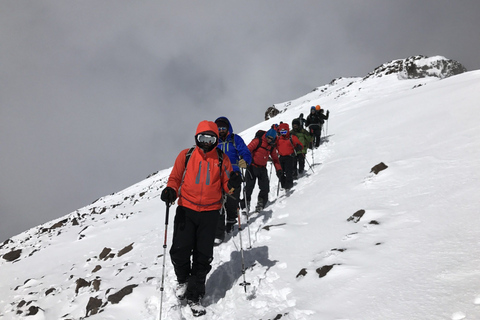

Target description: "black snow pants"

left=169, top=206, right=220, bottom=302
left=279, top=154, right=296, bottom=190
left=244, top=164, right=270, bottom=206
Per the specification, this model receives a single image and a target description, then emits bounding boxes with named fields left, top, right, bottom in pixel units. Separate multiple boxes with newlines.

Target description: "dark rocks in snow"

left=316, top=264, right=339, bottom=278
left=75, top=278, right=90, bottom=294
left=364, top=55, right=467, bottom=80
left=48, top=218, right=68, bottom=230
left=117, top=242, right=134, bottom=257
left=92, top=278, right=101, bottom=292
left=296, top=268, right=308, bottom=278
left=265, top=105, right=280, bottom=120
left=371, top=162, right=388, bottom=174
left=92, top=265, right=102, bottom=273
left=347, top=210, right=366, bottom=223
left=45, top=288, right=55, bottom=296
left=0, top=238, right=13, bottom=250
left=262, top=223, right=286, bottom=231
left=2, top=248, right=22, bottom=262
left=99, top=247, right=112, bottom=260
left=85, top=296, right=103, bottom=316
left=107, top=284, right=138, bottom=304
left=26, top=306, right=40, bottom=316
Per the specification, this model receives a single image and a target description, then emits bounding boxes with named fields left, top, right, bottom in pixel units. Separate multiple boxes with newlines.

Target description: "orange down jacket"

left=166, top=120, right=233, bottom=212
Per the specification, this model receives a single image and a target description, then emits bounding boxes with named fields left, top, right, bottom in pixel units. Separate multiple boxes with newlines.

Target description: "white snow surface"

left=1, top=67, right=480, bottom=320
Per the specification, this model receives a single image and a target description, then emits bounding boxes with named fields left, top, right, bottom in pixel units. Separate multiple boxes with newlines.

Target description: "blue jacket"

left=215, top=116, right=252, bottom=172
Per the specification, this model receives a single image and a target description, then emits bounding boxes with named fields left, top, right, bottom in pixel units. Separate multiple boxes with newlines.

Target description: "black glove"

left=295, top=144, right=303, bottom=152
left=161, top=187, right=176, bottom=204
left=276, top=170, right=283, bottom=178
left=227, top=171, right=242, bottom=190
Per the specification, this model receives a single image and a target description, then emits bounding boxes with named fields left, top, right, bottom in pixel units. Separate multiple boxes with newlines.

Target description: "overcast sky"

left=1, top=1, right=479, bottom=242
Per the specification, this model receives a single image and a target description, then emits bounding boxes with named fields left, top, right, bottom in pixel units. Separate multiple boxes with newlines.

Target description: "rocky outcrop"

left=265, top=105, right=280, bottom=120
left=365, top=55, right=467, bottom=80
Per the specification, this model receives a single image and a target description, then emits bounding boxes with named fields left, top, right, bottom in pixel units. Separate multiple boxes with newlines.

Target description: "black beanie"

left=215, top=118, right=229, bottom=129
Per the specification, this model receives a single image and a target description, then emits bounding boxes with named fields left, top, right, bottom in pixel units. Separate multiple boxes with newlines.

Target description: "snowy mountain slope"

left=1, top=58, right=480, bottom=320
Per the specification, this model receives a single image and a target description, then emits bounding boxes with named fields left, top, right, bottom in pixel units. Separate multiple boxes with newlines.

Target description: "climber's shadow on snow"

left=204, top=245, right=277, bottom=305
left=247, top=209, right=273, bottom=227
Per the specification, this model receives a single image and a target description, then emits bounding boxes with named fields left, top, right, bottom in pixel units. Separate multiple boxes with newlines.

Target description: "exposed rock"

left=296, top=268, right=308, bottom=278
left=91, top=279, right=101, bottom=292
left=347, top=210, right=366, bottom=223
left=371, top=162, right=388, bottom=174
left=265, top=105, right=280, bottom=120
left=75, top=278, right=90, bottom=294
left=117, top=243, right=134, bottom=257
left=92, top=265, right=102, bottom=273
left=262, top=223, right=286, bottom=231
left=85, top=296, right=103, bottom=316
left=3, top=249, right=22, bottom=262
left=49, top=219, right=68, bottom=230
left=316, top=264, right=339, bottom=278
left=45, top=288, right=55, bottom=296
left=107, top=284, right=138, bottom=304
left=26, top=306, right=40, bottom=316
left=99, top=248, right=112, bottom=260
left=365, top=55, right=466, bottom=80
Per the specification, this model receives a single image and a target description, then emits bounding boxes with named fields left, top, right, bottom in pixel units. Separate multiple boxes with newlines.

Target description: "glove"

left=226, top=220, right=237, bottom=233
left=295, top=144, right=303, bottom=152
left=161, top=187, right=176, bottom=204
left=227, top=171, right=242, bottom=190
left=238, top=159, right=247, bottom=169
left=276, top=170, right=283, bottom=178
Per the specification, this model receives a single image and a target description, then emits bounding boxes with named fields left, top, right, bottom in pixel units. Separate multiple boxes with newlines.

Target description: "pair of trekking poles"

left=158, top=168, right=252, bottom=319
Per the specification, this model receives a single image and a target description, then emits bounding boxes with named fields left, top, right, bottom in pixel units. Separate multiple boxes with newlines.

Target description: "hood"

left=215, top=116, right=234, bottom=134
left=278, top=122, right=290, bottom=138
left=195, top=120, right=219, bottom=138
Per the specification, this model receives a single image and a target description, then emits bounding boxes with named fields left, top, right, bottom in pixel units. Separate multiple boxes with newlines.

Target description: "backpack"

left=252, top=130, right=268, bottom=153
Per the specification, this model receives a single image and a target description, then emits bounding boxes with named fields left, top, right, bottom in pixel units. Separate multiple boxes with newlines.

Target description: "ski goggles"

left=197, top=134, right=217, bottom=144
left=217, top=127, right=228, bottom=131
left=280, top=129, right=288, bottom=135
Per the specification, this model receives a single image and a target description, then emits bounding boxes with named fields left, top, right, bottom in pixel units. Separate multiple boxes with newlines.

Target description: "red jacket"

left=167, top=120, right=233, bottom=212
left=247, top=134, right=282, bottom=171
left=276, top=123, right=303, bottom=156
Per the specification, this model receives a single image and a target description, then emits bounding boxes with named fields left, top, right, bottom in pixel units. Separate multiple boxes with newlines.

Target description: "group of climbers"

left=159, top=105, right=329, bottom=315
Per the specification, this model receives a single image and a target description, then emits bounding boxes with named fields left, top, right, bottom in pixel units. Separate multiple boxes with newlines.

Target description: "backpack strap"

left=179, top=146, right=225, bottom=198
left=184, top=146, right=195, bottom=168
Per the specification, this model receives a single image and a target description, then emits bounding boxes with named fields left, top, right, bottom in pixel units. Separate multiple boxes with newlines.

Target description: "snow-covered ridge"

left=1, top=57, right=480, bottom=320
left=268, top=55, right=466, bottom=118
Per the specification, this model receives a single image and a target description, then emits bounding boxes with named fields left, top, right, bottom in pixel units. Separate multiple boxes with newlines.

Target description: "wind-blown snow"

left=1, top=66, right=479, bottom=320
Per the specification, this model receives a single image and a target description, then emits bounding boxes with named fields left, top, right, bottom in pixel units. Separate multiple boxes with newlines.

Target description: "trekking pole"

left=276, top=179, right=280, bottom=197
left=311, top=143, right=315, bottom=166
left=159, top=203, right=171, bottom=320
left=269, top=161, right=273, bottom=181
left=240, top=168, right=252, bottom=249
left=236, top=208, right=251, bottom=293
left=304, top=153, right=315, bottom=174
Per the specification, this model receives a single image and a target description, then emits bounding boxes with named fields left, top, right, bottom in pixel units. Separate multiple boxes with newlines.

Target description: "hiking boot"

left=188, top=299, right=206, bottom=317
left=225, top=221, right=236, bottom=233
left=255, top=198, right=264, bottom=212
left=175, top=282, right=187, bottom=300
